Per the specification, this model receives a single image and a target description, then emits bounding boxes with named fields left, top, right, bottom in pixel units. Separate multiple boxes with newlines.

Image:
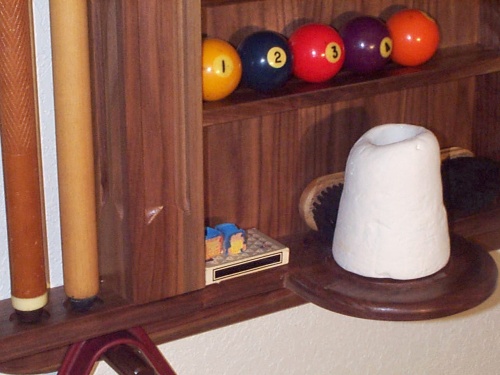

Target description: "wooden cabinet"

left=89, top=0, right=205, bottom=304
left=91, top=0, right=500, bottom=304
left=0, top=0, right=498, bottom=372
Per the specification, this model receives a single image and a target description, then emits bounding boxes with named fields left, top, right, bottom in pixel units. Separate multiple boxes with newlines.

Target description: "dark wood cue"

left=0, top=0, right=48, bottom=322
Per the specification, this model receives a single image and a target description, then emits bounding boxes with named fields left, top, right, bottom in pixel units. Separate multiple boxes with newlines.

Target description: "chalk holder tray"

left=285, top=233, right=498, bottom=321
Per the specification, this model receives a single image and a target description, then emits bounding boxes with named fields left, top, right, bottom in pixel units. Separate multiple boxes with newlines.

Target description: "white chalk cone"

left=332, top=124, right=450, bottom=280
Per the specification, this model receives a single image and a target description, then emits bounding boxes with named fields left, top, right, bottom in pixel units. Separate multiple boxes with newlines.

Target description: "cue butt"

left=50, top=0, right=100, bottom=307
left=0, top=0, right=49, bottom=321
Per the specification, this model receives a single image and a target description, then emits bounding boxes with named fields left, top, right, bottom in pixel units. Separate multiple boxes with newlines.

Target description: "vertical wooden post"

left=49, top=0, right=99, bottom=309
left=0, top=0, right=48, bottom=322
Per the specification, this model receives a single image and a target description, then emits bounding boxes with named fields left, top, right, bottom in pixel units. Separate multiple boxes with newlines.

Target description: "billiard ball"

left=288, top=23, right=345, bottom=83
left=340, top=16, right=392, bottom=74
left=387, top=9, right=440, bottom=67
left=202, top=37, right=242, bottom=101
left=237, top=31, right=293, bottom=92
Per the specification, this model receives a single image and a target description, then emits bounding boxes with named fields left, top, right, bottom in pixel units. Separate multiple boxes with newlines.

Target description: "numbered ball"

left=340, top=16, right=392, bottom=74
left=202, top=37, right=242, bottom=101
left=288, top=23, right=345, bottom=83
left=237, top=31, right=293, bottom=92
left=387, top=9, right=440, bottom=67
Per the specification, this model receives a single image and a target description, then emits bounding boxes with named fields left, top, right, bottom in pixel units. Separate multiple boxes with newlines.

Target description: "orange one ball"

left=202, top=38, right=242, bottom=101
left=387, top=9, right=440, bottom=67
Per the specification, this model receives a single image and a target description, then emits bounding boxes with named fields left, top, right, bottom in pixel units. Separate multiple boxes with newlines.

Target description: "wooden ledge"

left=0, top=204, right=498, bottom=373
left=0, top=266, right=303, bottom=373
left=203, top=45, right=500, bottom=126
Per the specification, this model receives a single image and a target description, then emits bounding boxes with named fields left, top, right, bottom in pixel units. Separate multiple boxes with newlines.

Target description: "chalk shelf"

left=0, top=0, right=498, bottom=373
left=285, top=233, right=498, bottom=321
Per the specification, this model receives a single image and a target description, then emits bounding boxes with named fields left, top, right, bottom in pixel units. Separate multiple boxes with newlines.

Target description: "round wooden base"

left=285, top=235, right=498, bottom=321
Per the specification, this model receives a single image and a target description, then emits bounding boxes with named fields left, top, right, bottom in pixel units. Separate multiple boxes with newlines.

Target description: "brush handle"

left=0, top=0, right=48, bottom=319
left=50, top=0, right=99, bottom=305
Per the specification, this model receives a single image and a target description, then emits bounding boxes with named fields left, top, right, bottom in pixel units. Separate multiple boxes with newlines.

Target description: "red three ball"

left=289, top=23, right=345, bottom=83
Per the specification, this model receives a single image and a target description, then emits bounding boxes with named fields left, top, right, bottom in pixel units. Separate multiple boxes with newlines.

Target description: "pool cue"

left=0, top=0, right=48, bottom=322
left=49, top=0, right=100, bottom=310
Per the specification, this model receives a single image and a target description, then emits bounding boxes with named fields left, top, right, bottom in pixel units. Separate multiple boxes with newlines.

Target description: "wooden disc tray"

left=285, top=234, right=498, bottom=321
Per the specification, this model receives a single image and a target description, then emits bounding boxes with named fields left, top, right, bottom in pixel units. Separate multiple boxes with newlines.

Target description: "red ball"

left=387, top=9, right=440, bottom=67
left=289, top=23, right=345, bottom=83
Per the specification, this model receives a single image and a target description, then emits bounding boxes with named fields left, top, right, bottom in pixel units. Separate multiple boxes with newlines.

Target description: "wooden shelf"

left=0, top=205, right=498, bottom=373
left=203, top=45, right=500, bottom=126
left=0, top=267, right=303, bottom=373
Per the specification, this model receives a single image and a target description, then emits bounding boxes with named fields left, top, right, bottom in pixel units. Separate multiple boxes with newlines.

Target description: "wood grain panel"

left=473, top=72, right=500, bottom=159
left=204, top=79, right=477, bottom=238
left=90, top=0, right=135, bottom=302
left=89, top=0, right=205, bottom=304
left=203, top=0, right=480, bottom=48
left=479, top=0, right=500, bottom=48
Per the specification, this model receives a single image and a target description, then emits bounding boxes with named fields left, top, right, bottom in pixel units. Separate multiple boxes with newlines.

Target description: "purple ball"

left=340, top=16, right=392, bottom=74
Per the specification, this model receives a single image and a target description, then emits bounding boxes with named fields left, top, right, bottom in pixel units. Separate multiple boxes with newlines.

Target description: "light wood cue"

left=0, top=0, right=48, bottom=317
left=49, top=0, right=99, bottom=305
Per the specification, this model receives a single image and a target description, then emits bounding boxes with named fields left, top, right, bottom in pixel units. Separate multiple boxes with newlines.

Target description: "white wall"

left=0, top=2, right=498, bottom=374
left=110, top=280, right=500, bottom=375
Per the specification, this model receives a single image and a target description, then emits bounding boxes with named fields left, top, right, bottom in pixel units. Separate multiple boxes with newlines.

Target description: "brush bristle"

left=442, top=157, right=500, bottom=216
left=312, top=183, right=343, bottom=242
